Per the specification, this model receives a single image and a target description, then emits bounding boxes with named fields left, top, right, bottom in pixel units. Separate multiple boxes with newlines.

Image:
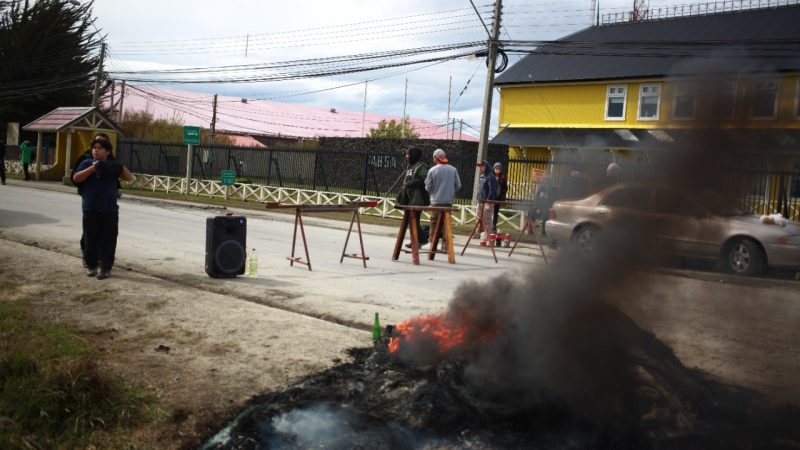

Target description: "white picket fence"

left=130, top=173, right=530, bottom=230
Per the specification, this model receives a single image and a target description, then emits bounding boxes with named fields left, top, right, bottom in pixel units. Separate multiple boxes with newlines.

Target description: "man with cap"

left=425, top=149, right=461, bottom=247
left=476, top=160, right=498, bottom=241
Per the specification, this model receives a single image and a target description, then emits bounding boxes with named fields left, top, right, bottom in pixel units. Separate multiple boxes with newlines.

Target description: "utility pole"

left=109, top=80, right=115, bottom=116
left=472, top=0, right=502, bottom=202
left=446, top=75, right=452, bottom=138
left=459, top=119, right=464, bottom=140
left=210, top=94, right=218, bottom=144
left=92, top=42, right=106, bottom=108
left=402, top=78, right=408, bottom=139
left=117, top=81, right=126, bottom=122
left=361, top=81, right=368, bottom=137
left=245, top=34, right=249, bottom=57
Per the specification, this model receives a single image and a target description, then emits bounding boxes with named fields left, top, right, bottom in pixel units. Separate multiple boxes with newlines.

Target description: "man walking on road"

left=425, top=149, right=461, bottom=246
left=19, top=140, right=32, bottom=180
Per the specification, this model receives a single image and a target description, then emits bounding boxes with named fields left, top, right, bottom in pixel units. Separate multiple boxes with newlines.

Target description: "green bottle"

left=372, top=312, right=381, bottom=342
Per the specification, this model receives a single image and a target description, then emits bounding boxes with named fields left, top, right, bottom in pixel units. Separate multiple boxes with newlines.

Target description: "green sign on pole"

left=220, top=170, right=236, bottom=186
left=183, top=126, right=201, bottom=145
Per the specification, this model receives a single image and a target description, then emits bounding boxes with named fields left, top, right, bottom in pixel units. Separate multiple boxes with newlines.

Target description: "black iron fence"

left=116, top=139, right=800, bottom=219
left=117, top=139, right=508, bottom=205
left=506, top=158, right=800, bottom=219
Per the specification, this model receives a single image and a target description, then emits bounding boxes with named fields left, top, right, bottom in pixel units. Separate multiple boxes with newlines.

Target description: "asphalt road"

left=2, top=180, right=799, bottom=404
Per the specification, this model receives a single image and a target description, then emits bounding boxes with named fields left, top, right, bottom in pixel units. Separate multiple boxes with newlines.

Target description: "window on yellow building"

left=672, top=84, right=695, bottom=119
left=751, top=79, right=778, bottom=118
left=605, top=85, right=627, bottom=120
left=638, top=84, right=661, bottom=120
left=712, top=81, right=736, bottom=119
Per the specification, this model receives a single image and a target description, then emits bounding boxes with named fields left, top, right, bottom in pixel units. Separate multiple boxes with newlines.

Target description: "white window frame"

left=637, top=84, right=661, bottom=121
left=711, top=80, right=737, bottom=119
left=604, top=85, right=627, bottom=121
left=751, top=78, right=779, bottom=119
left=671, top=83, right=696, bottom=120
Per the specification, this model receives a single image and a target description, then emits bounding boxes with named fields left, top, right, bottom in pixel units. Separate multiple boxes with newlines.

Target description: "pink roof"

left=117, top=86, right=478, bottom=141
left=222, top=134, right=266, bottom=147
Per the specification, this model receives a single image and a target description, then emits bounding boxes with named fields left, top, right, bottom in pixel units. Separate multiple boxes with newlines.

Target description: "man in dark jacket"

left=559, top=166, right=589, bottom=200
left=402, top=146, right=430, bottom=247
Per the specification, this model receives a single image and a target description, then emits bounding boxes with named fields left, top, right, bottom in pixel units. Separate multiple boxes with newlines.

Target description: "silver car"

left=546, top=184, right=800, bottom=276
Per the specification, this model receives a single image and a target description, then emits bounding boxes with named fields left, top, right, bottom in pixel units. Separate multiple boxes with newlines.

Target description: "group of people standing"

left=397, top=146, right=507, bottom=248
left=397, top=148, right=624, bottom=247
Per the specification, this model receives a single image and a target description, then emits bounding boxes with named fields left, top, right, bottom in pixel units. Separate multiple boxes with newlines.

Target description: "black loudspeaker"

left=205, top=215, right=247, bottom=278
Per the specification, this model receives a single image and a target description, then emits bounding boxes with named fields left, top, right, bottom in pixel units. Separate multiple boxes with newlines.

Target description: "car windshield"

left=695, top=191, right=744, bottom=216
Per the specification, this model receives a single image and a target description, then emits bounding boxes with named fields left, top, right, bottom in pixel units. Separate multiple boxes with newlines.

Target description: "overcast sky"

left=89, top=0, right=717, bottom=138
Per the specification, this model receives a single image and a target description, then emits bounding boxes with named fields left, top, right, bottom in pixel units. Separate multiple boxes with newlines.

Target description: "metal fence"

left=505, top=158, right=800, bottom=220
left=117, top=140, right=509, bottom=205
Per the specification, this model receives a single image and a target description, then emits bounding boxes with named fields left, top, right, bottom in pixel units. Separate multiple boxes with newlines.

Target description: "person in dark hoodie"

left=476, top=160, right=498, bottom=240
left=402, top=146, right=430, bottom=247
left=492, top=162, right=508, bottom=245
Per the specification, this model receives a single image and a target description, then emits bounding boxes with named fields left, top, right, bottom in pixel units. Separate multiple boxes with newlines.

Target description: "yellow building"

left=492, top=3, right=800, bottom=216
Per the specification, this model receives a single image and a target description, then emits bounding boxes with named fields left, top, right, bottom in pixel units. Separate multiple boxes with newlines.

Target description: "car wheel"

left=572, top=225, right=599, bottom=252
left=722, top=238, right=764, bottom=276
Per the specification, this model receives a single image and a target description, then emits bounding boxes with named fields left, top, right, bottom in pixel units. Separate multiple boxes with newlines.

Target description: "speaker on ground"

left=205, top=215, right=246, bottom=278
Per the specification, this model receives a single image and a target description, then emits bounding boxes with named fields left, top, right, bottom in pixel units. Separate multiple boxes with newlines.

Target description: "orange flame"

left=388, top=314, right=467, bottom=354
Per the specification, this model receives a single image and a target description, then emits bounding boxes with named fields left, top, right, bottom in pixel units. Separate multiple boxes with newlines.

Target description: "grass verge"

left=0, top=300, right=159, bottom=449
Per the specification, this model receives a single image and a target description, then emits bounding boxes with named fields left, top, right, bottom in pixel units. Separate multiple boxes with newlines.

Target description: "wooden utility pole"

left=117, top=81, right=126, bottom=122
left=472, top=0, right=502, bottom=202
left=210, top=94, right=218, bottom=144
left=361, top=81, right=368, bottom=137
left=446, top=75, right=452, bottom=138
left=92, top=43, right=106, bottom=108
left=402, top=78, right=408, bottom=138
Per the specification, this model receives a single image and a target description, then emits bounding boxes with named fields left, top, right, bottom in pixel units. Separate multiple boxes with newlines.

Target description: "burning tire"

left=721, top=238, right=765, bottom=276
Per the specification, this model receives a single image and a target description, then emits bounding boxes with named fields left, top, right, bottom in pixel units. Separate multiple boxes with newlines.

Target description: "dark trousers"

left=410, top=211, right=428, bottom=244
left=0, top=159, right=6, bottom=183
left=83, top=212, right=119, bottom=270
left=22, top=163, right=30, bottom=180
left=430, top=203, right=451, bottom=243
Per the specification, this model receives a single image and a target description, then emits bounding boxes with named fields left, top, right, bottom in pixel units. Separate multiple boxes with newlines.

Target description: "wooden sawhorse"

left=460, top=199, right=512, bottom=263
left=508, top=215, right=549, bottom=263
left=392, top=205, right=456, bottom=265
left=266, top=201, right=376, bottom=271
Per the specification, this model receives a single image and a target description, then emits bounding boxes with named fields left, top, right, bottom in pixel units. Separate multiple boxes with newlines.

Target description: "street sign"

left=183, top=126, right=201, bottom=145
left=220, top=170, right=236, bottom=186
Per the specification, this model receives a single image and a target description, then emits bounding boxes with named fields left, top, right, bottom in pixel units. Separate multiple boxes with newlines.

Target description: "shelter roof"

left=23, top=107, right=123, bottom=134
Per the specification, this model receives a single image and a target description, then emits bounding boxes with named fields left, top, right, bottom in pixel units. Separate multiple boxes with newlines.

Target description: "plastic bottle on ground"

left=248, top=248, right=258, bottom=278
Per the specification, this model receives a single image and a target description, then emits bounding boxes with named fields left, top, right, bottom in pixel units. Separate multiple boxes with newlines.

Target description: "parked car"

left=546, top=183, right=800, bottom=276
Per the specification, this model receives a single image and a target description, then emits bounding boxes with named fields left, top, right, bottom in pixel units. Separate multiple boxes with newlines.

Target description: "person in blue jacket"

left=476, top=160, right=498, bottom=238
left=72, top=136, right=133, bottom=279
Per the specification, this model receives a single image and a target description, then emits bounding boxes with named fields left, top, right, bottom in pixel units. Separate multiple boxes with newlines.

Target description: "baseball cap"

left=433, top=148, right=448, bottom=163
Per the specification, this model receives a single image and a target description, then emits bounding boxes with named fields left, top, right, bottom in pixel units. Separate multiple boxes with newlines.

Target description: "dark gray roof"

left=496, top=5, right=800, bottom=85
left=490, top=127, right=800, bottom=153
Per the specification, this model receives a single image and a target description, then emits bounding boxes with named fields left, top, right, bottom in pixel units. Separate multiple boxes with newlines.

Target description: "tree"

left=120, top=110, right=233, bottom=145
left=367, top=117, right=419, bottom=139
left=0, top=0, right=105, bottom=128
